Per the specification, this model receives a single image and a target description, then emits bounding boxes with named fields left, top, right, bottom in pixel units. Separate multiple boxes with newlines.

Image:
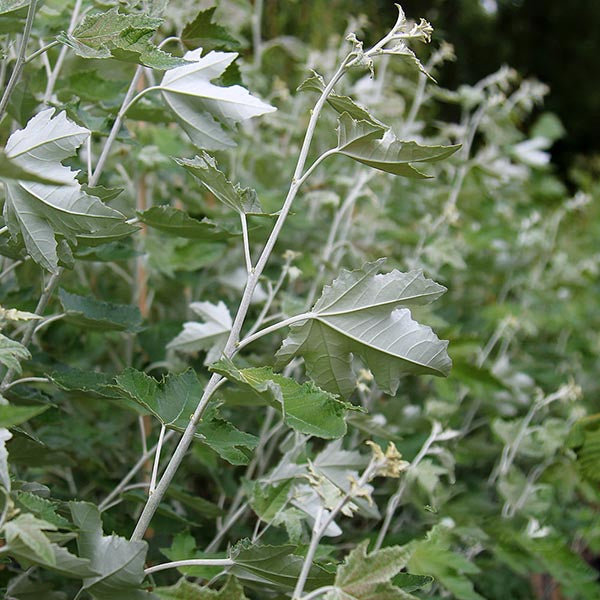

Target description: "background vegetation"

left=0, top=1, right=599, bottom=599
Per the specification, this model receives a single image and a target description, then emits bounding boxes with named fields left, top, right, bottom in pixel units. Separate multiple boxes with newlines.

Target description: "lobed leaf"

left=212, top=358, right=355, bottom=439
left=59, top=289, right=143, bottom=333
left=138, top=206, right=239, bottom=240
left=168, top=300, right=232, bottom=364
left=70, top=502, right=150, bottom=599
left=57, top=8, right=187, bottom=69
left=181, top=7, right=241, bottom=52
left=276, top=260, right=451, bottom=397
left=113, top=368, right=258, bottom=465
left=175, top=153, right=262, bottom=214
left=335, top=112, right=461, bottom=178
left=1, top=109, right=134, bottom=273
left=159, top=49, right=275, bottom=150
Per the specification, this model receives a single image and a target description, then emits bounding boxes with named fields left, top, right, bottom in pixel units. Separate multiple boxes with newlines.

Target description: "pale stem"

left=245, top=259, right=292, bottom=337
left=240, top=213, right=253, bottom=273
left=300, top=586, right=339, bottom=600
left=0, top=260, right=23, bottom=281
left=98, top=430, right=175, bottom=511
left=293, top=460, right=377, bottom=599
left=502, top=457, right=553, bottom=518
left=120, top=85, right=162, bottom=116
left=403, top=70, right=427, bottom=134
left=138, top=416, right=148, bottom=456
left=2, top=376, right=49, bottom=391
left=0, top=489, right=10, bottom=530
left=43, top=0, right=82, bottom=103
left=477, top=318, right=511, bottom=368
left=236, top=312, right=314, bottom=353
left=493, top=388, right=566, bottom=484
left=205, top=502, right=248, bottom=553
left=305, top=170, right=370, bottom=308
left=374, top=424, right=441, bottom=550
left=149, top=424, right=166, bottom=495
left=144, top=558, right=233, bottom=576
left=0, top=269, right=62, bottom=392
left=24, top=40, right=60, bottom=64
left=89, top=67, right=145, bottom=186
left=0, top=0, right=39, bottom=120
left=130, top=55, right=354, bottom=542
left=292, top=506, right=324, bottom=600
left=206, top=410, right=281, bottom=552
left=0, top=226, right=7, bottom=236
left=296, top=148, right=337, bottom=187
left=86, top=135, right=93, bottom=180
left=252, top=0, right=264, bottom=68
left=33, top=313, right=65, bottom=334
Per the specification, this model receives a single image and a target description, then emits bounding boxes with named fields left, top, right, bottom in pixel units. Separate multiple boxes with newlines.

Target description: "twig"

left=240, top=213, right=253, bottom=274
left=293, top=460, right=377, bottom=599
left=144, top=558, right=233, bottom=576
left=0, top=0, right=39, bottom=120
left=1, top=269, right=63, bottom=392
left=2, top=376, right=49, bottom=391
left=149, top=425, right=166, bottom=495
left=98, top=430, right=175, bottom=511
left=43, top=0, right=82, bottom=103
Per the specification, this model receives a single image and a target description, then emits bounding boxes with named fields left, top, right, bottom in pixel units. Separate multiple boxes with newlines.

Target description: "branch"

left=130, top=53, right=355, bottom=542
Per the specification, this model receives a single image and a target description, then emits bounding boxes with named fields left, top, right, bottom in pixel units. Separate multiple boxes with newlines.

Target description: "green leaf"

left=229, top=541, right=333, bottom=591
left=69, top=501, right=150, bottom=599
left=175, top=153, right=262, bottom=214
left=244, top=479, right=293, bottom=523
left=3, top=513, right=57, bottom=566
left=168, top=301, right=232, bottom=364
left=197, top=408, right=259, bottom=466
left=113, top=368, right=258, bottom=465
left=0, top=404, right=49, bottom=428
left=166, top=486, right=224, bottom=520
left=59, top=288, right=143, bottom=333
left=14, top=491, right=72, bottom=529
left=57, top=8, right=187, bottom=70
left=181, top=7, right=241, bottom=52
left=297, top=72, right=386, bottom=127
left=327, top=540, right=417, bottom=600
left=114, top=368, right=199, bottom=430
left=407, top=525, right=484, bottom=600
left=49, top=366, right=119, bottom=398
left=1, top=109, right=132, bottom=273
left=334, top=112, right=461, bottom=178
left=567, top=414, right=600, bottom=482
left=0, top=333, right=30, bottom=374
left=156, top=576, right=248, bottom=599
left=159, top=49, right=275, bottom=150
left=0, top=0, right=28, bottom=15
left=5, top=533, right=98, bottom=579
left=212, top=359, right=353, bottom=439
left=138, top=206, right=238, bottom=240
left=160, top=531, right=227, bottom=579
left=276, top=260, right=451, bottom=397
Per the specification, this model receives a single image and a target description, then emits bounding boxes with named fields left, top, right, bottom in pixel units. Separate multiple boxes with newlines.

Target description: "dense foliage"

left=0, top=1, right=598, bottom=599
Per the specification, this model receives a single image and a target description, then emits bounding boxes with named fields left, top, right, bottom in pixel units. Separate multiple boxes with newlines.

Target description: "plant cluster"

left=0, top=1, right=599, bottom=599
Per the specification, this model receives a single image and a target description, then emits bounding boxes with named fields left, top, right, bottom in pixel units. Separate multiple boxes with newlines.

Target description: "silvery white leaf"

left=159, top=48, right=276, bottom=150
left=167, top=300, right=232, bottom=364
